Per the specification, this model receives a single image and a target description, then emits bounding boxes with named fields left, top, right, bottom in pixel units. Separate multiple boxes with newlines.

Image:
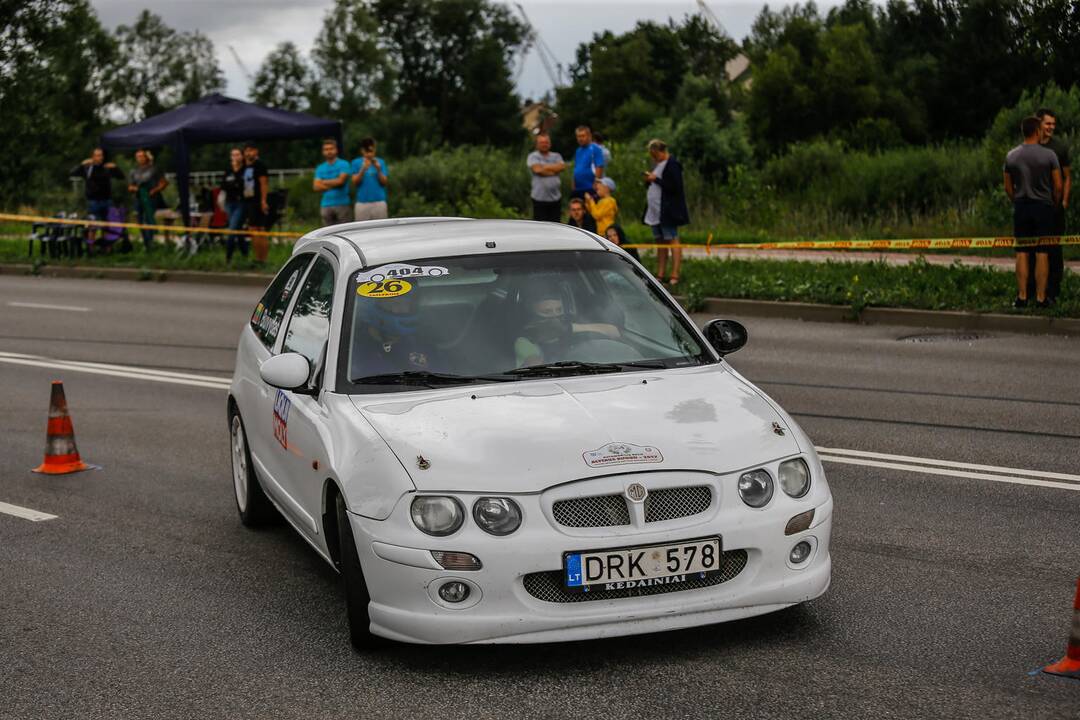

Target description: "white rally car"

left=228, top=218, right=832, bottom=647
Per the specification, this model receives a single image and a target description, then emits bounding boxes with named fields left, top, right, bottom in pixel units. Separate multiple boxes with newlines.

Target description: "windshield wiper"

left=351, top=370, right=517, bottom=387
left=504, top=361, right=625, bottom=377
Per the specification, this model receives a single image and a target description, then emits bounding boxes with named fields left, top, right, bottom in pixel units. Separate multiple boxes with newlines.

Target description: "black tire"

left=335, top=493, right=386, bottom=650
left=228, top=409, right=277, bottom=527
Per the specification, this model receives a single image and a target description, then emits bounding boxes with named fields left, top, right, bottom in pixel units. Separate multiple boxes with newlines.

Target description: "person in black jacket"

left=221, top=147, right=248, bottom=262
left=70, top=147, right=125, bottom=243
left=643, top=139, right=690, bottom=287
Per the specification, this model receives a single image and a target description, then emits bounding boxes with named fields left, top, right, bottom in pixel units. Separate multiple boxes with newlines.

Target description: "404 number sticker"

left=357, top=278, right=412, bottom=298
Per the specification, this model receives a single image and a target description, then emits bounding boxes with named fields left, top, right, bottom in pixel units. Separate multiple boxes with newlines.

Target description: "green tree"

left=0, top=0, right=114, bottom=205
left=372, top=0, right=527, bottom=146
left=252, top=42, right=313, bottom=112
left=309, top=0, right=392, bottom=117
left=107, top=10, right=224, bottom=122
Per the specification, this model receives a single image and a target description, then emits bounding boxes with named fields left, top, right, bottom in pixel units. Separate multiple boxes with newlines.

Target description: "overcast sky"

left=90, top=1, right=850, bottom=102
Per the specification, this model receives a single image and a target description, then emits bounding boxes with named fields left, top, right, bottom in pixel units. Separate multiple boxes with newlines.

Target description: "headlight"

left=472, top=497, right=522, bottom=536
left=738, top=469, right=774, bottom=508
left=410, top=496, right=464, bottom=536
left=779, top=458, right=811, bottom=498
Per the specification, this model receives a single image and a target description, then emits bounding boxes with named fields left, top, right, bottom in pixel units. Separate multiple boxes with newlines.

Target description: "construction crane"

left=695, top=0, right=728, bottom=36
left=228, top=45, right=254, bottom=84
left=514, top=3, right=565, bottom=89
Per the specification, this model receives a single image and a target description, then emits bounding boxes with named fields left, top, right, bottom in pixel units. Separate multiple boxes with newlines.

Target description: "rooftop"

left=299, top=218, right=608, bottom=267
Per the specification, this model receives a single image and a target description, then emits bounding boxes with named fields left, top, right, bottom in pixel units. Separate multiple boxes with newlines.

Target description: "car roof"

left=294, top=218, right=609, bottom=268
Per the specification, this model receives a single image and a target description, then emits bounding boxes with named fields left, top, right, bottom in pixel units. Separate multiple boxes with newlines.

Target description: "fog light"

left=789, top=541, right=812, bottom=564
left=438, top=581, right=470, bottom=603
left=431, top=551, right=482, bottom=571
left=785, top=509, right=815, bottom=536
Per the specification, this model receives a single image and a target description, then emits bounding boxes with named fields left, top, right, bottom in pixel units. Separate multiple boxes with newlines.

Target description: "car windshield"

left=337, top=250, right=711, bottom=393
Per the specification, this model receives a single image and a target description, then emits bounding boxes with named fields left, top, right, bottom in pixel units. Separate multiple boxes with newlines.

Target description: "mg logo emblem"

left=625, top=482, right=648, bottom=503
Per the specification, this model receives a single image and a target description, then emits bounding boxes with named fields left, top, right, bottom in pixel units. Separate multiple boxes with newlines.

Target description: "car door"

left=239, top=253, right=314, bottom=512
left=262, top=252, right=338, bottom=543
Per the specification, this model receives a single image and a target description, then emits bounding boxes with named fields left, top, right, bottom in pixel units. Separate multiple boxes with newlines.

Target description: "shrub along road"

left=0, top=276, right=1077, bottom=719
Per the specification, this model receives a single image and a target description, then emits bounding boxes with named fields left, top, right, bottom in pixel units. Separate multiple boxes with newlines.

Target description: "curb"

left=695, top=297, right=1080, bottom=337
left=0, top=263, right=271, bottom=287
left=2, top=262, right=1076, bottom=337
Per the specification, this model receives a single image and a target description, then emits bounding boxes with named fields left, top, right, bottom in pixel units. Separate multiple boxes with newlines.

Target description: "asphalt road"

left=1, top=275, right=1077, bottom=719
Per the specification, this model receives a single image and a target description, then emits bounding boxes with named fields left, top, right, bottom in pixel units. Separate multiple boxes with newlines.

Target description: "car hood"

left=350, top=365, right=801, bottom=493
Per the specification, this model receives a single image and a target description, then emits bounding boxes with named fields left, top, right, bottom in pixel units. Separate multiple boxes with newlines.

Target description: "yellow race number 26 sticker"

left=357, top=279, right=412, bottom=298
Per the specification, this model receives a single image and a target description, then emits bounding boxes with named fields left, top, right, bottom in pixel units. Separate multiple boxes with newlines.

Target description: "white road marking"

left=0, top=501, right=58, bottom=522
left=8, top=301, right=90, bottom=312
left=818, top=454, right=1080, bottom=492
left=0, top=352, right=231, bottom=390
left=817, top=446, right=1080, bottom=484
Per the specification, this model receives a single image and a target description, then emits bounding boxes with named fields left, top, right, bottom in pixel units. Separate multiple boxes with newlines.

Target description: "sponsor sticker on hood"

left=583, top=442, right=663, bottom=468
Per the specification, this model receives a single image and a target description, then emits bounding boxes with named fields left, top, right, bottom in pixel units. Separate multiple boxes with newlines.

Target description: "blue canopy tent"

left=101, top=93, right=342, bottom=227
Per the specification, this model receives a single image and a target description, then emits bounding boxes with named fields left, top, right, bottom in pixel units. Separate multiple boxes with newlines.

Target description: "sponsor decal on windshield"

left=356, top=263, right=448, bottom=284
left=583, top=442, right=663, bottom=468
left=357, top=279, right=412, bottom=298
left=355, top=264, right=448, bottom=299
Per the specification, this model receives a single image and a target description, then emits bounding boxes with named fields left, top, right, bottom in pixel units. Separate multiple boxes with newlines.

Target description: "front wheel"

left=335, top=493, right=386, bottom=650
left=229, top=410, right=277, bottom=527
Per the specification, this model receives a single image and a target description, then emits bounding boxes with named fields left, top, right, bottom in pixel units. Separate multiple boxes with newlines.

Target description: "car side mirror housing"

left=703, top=319, right=748, bottom=356
left=260, top=353, right=312, bottom=392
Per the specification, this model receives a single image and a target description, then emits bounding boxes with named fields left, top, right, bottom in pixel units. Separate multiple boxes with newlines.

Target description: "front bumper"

left=348, top=482, right=833, bottom=645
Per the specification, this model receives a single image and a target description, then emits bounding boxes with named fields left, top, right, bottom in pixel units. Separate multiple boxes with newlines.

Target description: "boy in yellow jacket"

left=586, top=177, right=618, bottom=237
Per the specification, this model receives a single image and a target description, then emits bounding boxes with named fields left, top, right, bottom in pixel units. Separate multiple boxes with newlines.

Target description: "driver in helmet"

left=351, top=287, right=436, bottom=377
left=514, top=285, right=619, bottom=367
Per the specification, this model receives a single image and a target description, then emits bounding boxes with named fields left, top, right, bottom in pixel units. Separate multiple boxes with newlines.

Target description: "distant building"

left=521, top=100, right=558, bottom=136
left=725, top=53, right=752, bottom=87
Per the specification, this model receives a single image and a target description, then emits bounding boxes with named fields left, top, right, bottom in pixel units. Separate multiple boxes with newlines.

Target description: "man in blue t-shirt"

left=351, top=137, right=390, bottom=221
left=571, top=125, right=606, bottom=200
left=313, top=138, right=352, bottom=226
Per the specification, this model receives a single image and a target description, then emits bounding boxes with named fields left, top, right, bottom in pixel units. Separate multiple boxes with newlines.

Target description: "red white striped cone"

left=31, top=381, right=95, bottom=475
left=1043, top=577, right=1080, bottom=679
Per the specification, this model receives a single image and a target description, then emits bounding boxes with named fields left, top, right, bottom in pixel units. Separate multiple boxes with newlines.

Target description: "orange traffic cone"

left=1043, top=577, right=1080, bottom=679
left=31, top=381, right=96, bottom=475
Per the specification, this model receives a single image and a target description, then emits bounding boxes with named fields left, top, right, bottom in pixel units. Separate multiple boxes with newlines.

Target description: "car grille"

left=522, top=549, right=748, bottom=603
left=551, top=485, right=713, bottom=528
left=552, top=494, right=630, bottom=527
left=644, top=486, right=712, bottom=523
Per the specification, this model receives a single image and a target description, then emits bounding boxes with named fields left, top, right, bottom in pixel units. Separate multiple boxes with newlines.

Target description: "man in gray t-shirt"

left=1003, top=116, right=1063, bottom=307
left=527, top=133, right=565, bottom=222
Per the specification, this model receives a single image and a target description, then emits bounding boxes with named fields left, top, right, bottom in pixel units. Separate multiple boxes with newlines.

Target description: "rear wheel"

left=229, top=410, right=277, bottom=526
left=335, top=493, right=386, bottom=650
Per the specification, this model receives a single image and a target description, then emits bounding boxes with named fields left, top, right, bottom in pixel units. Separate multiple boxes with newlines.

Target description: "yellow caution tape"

left=4, top=212, right=1079, bottom=251
left=624, top=235, right=1080, bottom=251
left=0, top=212, right=302, bottom=240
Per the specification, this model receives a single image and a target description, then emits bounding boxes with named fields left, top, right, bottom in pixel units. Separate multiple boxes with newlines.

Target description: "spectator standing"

left=593, top=131, right=613, bottom=167
left=1003, top=116, right=1062, bottom=307
left=314, top=138, right=352, bottom=226
left=70, top=147, right=124, bottom=246
left=571, top=125, right=605, bottom=200
left=643, top=139, right=690, bottom=287
left=71, top=147, right=124, bottom=221
left=242, top=142, right=270, bottom=263
left=351, top=137, right=389, bottom=221
left=604, top=224, right=640, bottom=261
left=1037, top=108, right=1071, bottom=302
left=127, top=148, right=167, bottom=252
left=221, top=147, right=247, bottom=262
left=566, top=197, right=597, bottom=233
left=586, top=177, right=618, bottom=237
left=527, top=133, right=565, bottom=222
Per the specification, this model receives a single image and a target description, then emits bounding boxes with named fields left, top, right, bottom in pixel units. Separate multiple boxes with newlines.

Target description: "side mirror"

left=703, top=319, right=748, bottom=356
left=260, top=353, right=312, bottom=391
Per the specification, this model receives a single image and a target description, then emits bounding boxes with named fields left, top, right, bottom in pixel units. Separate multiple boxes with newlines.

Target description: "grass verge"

left=641, top=255, right=1079, bottom=318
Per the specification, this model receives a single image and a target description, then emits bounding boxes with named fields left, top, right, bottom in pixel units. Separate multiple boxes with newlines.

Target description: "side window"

left=250, top=254, right=313, bottom=349
left=282, top=256, right=335, bottom=370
